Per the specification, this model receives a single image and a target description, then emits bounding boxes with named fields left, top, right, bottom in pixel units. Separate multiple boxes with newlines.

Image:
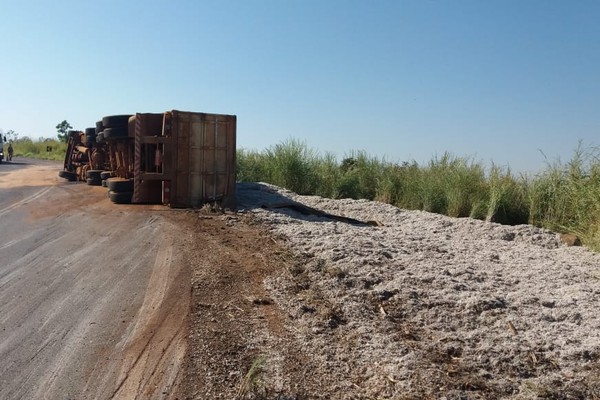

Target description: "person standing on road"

left=7, top=143, right=13, bottom=161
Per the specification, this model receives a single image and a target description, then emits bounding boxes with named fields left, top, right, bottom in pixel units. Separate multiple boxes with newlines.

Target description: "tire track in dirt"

left=109, top=229, right=190, bottom=400
left=0, top=186, right=52, bottom=217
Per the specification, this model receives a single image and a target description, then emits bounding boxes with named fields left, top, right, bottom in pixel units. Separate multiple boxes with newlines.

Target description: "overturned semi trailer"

left=132, top=110, right=237, bottom=207
left=59, top=110, right=236, bottom=208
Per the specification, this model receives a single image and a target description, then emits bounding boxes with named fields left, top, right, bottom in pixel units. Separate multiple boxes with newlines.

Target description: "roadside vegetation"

left=238, top=139, right=600, bottom=251
left=9, top=137, right=66, bottom=161
left=8, top=135, right=599, bottom=249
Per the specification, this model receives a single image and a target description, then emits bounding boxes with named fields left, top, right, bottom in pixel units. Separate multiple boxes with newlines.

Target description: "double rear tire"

left=108, top=190, right=134, bottom=204
left=101, top=115, right=132, bottom=141
left=86, top=170, right=103, bottom=186
left=58, top=170, right=77, bottom=181
left=106, top=178, right=134, bottom=204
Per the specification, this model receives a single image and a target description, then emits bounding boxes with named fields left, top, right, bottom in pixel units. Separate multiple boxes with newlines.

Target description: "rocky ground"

left=177, top=182, right=600, bottom=399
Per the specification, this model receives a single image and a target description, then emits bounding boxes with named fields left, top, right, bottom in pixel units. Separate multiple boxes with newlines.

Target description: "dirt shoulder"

left=176, top=210, right=316, bottom=399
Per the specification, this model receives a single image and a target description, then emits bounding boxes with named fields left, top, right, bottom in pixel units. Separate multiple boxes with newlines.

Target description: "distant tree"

left=56, top=120, right=73, bottom=142
left=6, top=129, right=18, bottom=142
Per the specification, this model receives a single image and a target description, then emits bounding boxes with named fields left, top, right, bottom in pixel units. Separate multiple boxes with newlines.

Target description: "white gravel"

left=237, top=182, right=600, bottom=399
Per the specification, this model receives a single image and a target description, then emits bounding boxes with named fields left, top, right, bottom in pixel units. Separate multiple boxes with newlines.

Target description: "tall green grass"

left=237, top=139, right=319, bottom=195
left=237, top=139, right=600, bottom=251
left=528, top=144, right=600, bottom=249
left=9, top=137, right=66, bottom=161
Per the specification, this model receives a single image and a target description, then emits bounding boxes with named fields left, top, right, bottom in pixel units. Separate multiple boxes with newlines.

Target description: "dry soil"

left=178, top=182, right=600, bottom=399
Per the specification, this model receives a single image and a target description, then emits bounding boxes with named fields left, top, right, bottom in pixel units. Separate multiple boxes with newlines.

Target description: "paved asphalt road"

left=0, top=159, right=189, bottom=399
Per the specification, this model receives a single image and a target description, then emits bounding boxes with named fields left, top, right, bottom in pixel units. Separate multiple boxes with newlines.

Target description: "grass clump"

left=236, top=355, right=266, bottom=399
left=486, top=164, right=529, bottom=224
left=238, top=139, right=319, bottom=195
left=264, top=139, right=319, bottom=195
left=528, top=144, right=600, bottom=249
left=336, top=151, right=384, bottom=200
left=415, top=153, right=487, bottom=217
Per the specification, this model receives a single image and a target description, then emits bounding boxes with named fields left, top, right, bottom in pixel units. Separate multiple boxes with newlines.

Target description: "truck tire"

left=100, top=171, right=114, bottom=180
left=86, top=178, right=102, bottom=186
left=85, top=127, right=96, bottom=136
left=86, top=170, right=103, bottom=180
left=102, top=115, right=132, bottom=128
left=58, top=170, right=77, bottom=181
left=108, top=190, right=133, bottom=204
left=107, top=178, right=134, bottom=192
left=85, top=138, right=95, bottom=148
left=96, top=132, right=105, bottom=143
left=95, top=120, right=104, bottom=133
left=103, top=127, right=128, bottom=140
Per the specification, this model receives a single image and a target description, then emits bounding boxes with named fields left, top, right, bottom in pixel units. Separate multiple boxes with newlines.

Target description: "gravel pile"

left=237, top=182, right=600, bottom=399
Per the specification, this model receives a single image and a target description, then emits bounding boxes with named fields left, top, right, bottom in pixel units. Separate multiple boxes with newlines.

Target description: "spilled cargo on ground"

left=59, top=110, right=237, bottom=208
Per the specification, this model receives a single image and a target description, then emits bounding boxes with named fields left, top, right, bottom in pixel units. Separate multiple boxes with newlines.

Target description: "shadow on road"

left=0, top=158, right=62, bottom=170
left=2, top=161, right=31, bottom=166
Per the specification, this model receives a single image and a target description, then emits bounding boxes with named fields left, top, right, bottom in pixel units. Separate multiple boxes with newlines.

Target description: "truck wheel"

left=86, top=178, right=102, bottom=186
left=85, top=127, right=97, bottom=148
left=86, top=170, right=103, bottom=180
left=103, top=127, right=128, bottom=140
left=107, top=178, right=134, bottom=192
left=102, top=115, right=133, bottom=128
left=108, top=190, right=133, bottom=204
left=59, top=170, right=77, bottom=181
left=100, top=171, right=114, bottom=180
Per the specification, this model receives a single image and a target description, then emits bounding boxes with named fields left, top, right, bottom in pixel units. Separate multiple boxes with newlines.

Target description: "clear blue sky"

left=1, top=0, right=598, bottom=173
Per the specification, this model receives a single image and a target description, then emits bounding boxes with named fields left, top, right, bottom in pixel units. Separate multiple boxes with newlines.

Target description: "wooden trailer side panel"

left=170, top=111, right=236, bottom=208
